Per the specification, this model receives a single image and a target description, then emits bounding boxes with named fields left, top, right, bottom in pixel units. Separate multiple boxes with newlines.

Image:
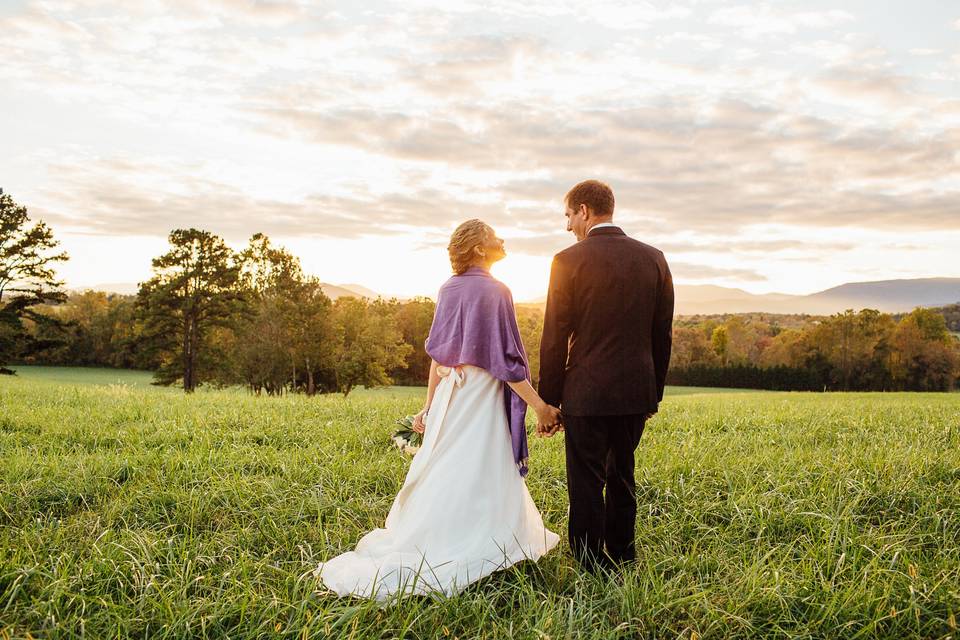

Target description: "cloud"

left=657, top=31, right=724, bottom=51
left=790, top=39, right=854, bottom=61
left=247, top=95, right=960, bottom=235
left=30, top=155, right=547, bottom=242
left=658, top=238, right=856, bottom=254
left=500, top=235, right=860, bottom=261
left=583, top=2, right=692, bottom=30
left=389, top=0, right=691, bottom=29
left=0, top=0, right=348, bottom=109
left=400, top=35, right=551, bottom=96
left=24, top=72, right=960, bottom=250
left=815, top=65, right=913, bottom=105
left=669, top=261, right=768, bottom=282
left=709, top=5, right=854, bottom=38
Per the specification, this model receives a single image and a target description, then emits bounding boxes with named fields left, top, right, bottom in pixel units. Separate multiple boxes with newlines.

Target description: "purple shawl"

left=425, top=266, right=530, bottom=477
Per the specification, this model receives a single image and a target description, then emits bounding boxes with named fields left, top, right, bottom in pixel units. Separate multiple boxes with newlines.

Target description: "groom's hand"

left=547, top=412, right=564, bottom=436
left=535, top=404, right=560, bottom=437
left=536, top=405, right=563, bottom=437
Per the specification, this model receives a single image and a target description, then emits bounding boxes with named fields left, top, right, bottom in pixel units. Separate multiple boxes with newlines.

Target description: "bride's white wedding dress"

left=317, top=364, right=560, bottom=600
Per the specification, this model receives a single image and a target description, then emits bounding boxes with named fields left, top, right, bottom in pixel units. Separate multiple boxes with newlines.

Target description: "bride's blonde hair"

left=448, top=219, right=493, bottom=275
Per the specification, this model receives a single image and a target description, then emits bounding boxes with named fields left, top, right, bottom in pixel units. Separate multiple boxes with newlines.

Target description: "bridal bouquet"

left=391, top=415, right=422, bottom=455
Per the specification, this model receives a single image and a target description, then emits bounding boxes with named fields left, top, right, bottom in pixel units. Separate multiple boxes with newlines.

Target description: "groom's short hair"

left=565, top=180, right=614, bottom=218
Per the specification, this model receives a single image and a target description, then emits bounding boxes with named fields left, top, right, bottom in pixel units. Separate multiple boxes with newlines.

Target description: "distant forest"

left=8, top=286, right=960, bottom=394
left=668, top=306, right=959, bottom=391
left=2, top=189, right=959, bottom=393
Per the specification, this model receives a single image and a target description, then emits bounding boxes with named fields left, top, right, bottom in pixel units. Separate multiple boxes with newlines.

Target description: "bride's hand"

left=412, top=408, right=428, bottom=434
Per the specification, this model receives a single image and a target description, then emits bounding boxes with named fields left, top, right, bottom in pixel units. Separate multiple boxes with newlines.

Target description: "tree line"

left=3, top=188, right=958, bottom=393
left=13, top=229, right=424, bottom=396
left=669, top=308, right=960, bottom=391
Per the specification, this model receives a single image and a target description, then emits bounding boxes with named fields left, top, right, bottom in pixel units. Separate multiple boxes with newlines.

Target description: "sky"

left=1, top=0, right=959, bottom=301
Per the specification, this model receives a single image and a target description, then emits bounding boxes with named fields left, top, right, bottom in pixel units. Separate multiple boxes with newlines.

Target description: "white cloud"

left=790, top=39, right=853, bottom=61
left=584, top=2, right=692, bottom=30
left=795, top=10, right=856, bottom=29
left=710, top=5, right=854, bottom=38
left=814, top=65, right=912, bottom=106
left=657, top=31, right=724, bottom=51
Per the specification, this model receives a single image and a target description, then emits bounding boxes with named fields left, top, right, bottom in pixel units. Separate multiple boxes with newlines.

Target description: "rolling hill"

left=673, top=278, right=960, bottom=315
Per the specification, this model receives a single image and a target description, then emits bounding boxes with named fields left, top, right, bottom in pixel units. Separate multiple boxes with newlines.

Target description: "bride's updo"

left=448, top=219, right=493, bottom=275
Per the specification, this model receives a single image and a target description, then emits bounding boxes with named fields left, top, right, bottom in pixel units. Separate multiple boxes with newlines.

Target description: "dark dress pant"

left=563, top=413, right=646, bottom=570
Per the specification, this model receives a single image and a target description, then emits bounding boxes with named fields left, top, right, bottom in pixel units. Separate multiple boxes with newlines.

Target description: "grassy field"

left=7, top=365, right=158, bottom=387
left=5, top=365, right=743, bottom=397
left=1, top=371, right=959, bottom=638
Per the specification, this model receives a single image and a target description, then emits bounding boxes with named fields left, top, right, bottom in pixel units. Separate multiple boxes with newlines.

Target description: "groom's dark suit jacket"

left=538, top=226, right=674, bottom=416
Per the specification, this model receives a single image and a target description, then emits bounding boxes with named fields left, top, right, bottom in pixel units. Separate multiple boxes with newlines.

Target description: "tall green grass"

left=1, top=373, right=958, bottom=638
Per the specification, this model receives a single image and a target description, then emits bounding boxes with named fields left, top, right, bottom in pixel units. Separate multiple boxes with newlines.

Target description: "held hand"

left=547, top=406, right=565, bottom=436
left=535, top=404, right=563, bottom=438
left=412, top=408, right=427, bottom=434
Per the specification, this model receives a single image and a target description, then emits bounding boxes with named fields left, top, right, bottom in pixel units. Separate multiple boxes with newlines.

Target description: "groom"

left=538, top=179, right=674, bottom=571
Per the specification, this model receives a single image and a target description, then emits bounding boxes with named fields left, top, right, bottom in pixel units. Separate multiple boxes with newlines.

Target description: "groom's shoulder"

left=553, top=234, right=665, bottom=263
left=615, top=232, right=668, bottom=264
left=634, top=238, right=667, bottom=260
left=553, top=243, right=579, bottom=261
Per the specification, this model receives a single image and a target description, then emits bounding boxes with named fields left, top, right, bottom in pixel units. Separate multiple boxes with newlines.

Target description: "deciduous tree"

left=136, top=228, right=245, bottom=392
left=332, top=297, right=411, bottom=396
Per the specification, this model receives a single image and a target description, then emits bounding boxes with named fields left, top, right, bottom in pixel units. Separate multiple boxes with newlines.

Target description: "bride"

left=317, top=219, right=562, bottom=600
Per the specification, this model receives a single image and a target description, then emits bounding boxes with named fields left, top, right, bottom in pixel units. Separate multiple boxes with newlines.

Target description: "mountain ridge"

left=676, top=278, right=960, bottom=315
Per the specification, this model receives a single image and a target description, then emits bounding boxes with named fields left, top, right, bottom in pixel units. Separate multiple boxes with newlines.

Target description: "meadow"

left=1, top=368, right=959, bottom=639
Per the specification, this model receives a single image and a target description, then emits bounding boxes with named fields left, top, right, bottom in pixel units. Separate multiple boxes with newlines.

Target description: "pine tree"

left=0, top=188, right=69, bottom=372
left=135, top=229, right=246, bottom=392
